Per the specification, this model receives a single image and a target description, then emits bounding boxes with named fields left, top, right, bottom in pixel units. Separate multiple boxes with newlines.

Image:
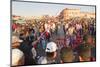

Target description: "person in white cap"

left=37, top=42, right=58, bottom=64
left=45, top=42, right=57, bottom=53
left=12, top=35, right=24, bottom=66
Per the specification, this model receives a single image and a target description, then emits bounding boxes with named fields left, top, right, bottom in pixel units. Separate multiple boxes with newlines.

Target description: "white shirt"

left=38, top=56, right=47, bottom=64
left=31, top=47, right=37, bottom=59
left=68, top=27, right=75, bottom=35
left=65, top=23, right=69, bottom=30
left=44, top=23, right=50, bottom=32
left=12, top=49, right=24, bottom=66
left=51, top=23, right=56, bottom=30
left=76, top=24, right=82, bottom=30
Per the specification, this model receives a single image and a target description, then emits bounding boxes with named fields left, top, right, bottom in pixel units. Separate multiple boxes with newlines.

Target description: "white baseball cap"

left=45, top=42, right=57, bottom=52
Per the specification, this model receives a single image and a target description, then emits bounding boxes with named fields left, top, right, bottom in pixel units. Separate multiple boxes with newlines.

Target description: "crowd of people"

left=12, top=17, right=96, bottom=66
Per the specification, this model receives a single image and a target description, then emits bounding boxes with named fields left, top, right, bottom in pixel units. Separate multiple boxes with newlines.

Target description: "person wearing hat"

left=12, top=35, right=24, bottom=66
left=60, top=47, right=75, bottom=63
left=83, top=35, right=96, bottom=61
left=76, top=44, right=94, bottom=62
left=37, top=42, right=58, bottom=64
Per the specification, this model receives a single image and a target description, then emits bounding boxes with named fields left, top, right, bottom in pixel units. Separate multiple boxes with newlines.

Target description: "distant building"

left=59, top=8, right=95, bottom=21
left=80, top=12, right=95, bottom=18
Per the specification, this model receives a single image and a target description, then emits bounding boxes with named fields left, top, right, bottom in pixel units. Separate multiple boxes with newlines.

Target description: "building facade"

left=59, top=8, right=95, bottom=20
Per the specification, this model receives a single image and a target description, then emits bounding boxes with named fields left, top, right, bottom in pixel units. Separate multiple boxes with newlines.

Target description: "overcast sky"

left=12, top=1, right=95, bottom=17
